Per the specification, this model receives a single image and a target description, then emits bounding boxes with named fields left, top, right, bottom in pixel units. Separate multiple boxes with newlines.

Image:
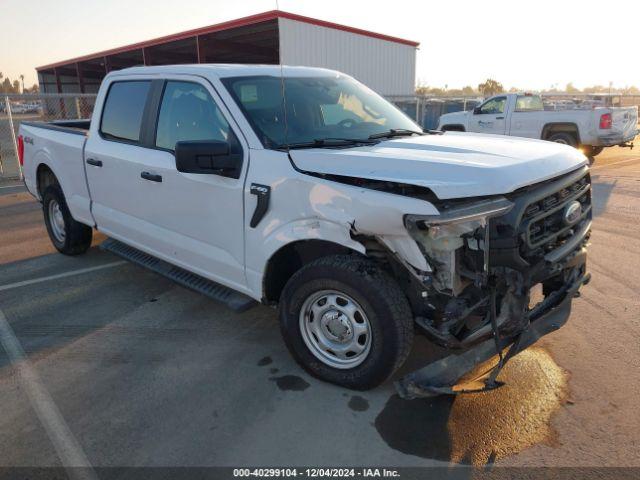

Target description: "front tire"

left=278, top=255, right=414, bottom=390
left=42, top=184, right=93, bottom=255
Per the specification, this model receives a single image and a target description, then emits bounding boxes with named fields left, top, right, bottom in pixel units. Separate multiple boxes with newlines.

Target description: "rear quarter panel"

left=20, top=124, right=93, bottom=226
left=529, top=110, right=595, bottom=143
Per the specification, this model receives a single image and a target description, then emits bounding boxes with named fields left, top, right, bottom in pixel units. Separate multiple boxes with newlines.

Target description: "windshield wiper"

left=281, top=137, right=378, bottom=150
left=368, top=128, right=425, bottom=140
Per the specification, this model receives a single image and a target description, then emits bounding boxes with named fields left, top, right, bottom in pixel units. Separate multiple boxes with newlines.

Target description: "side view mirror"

left=175, top=140, right=241, bottom=178
left=473, top=106, right=482, bottom=114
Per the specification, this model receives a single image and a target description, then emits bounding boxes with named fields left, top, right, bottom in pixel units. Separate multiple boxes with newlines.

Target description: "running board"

left=100, top=238, right=257, bottom=313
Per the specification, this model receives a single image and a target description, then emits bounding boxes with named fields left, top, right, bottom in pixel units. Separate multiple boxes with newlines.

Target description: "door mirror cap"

left=174, top=140, right=240, bottom=178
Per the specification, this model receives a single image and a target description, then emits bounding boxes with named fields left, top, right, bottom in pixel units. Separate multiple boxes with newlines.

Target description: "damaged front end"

left=395, top=166, right=592, bottom=398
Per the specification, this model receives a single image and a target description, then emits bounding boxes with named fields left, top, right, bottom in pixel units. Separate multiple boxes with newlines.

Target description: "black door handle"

left=86, top=158, right=102, bottom=167
left=496, top=116, right=505, bottom=120
left=141, top=171, right=162, bottom=183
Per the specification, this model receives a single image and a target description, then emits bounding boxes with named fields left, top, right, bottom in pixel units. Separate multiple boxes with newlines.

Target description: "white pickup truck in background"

left=18, top=65, right=592, bottom=397
left=438, top=93, right=638, bottom=157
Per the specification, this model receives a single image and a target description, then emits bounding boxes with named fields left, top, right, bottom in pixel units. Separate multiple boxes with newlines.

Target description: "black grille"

left=520, top=173, right=592, bottom=259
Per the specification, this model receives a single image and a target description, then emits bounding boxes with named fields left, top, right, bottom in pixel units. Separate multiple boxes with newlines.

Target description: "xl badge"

left=564, top=201, right=582, bottom=225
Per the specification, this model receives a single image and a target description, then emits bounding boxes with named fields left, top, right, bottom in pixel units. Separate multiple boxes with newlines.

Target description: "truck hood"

left=289, top=132, right=588, bottom=199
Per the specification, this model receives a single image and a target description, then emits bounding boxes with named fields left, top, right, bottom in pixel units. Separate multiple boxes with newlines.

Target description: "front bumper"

left=396, top=261, right=590, bottom=399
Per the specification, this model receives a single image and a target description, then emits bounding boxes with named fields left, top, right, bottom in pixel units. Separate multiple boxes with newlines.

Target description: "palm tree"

left=19, top=74, right=24, bottom=93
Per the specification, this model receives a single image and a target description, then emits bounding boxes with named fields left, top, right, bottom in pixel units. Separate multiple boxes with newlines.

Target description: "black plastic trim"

left=21, top=121, right=88, bottom=136
left=440, top=124, right=466, bottom=132
left=140, top=171, right=162, bottom=183
left=86, top=158, right=102, bottom=167
left=249, top=183, right=271, bottom=228
left=140, top=79, right=165, bottom=148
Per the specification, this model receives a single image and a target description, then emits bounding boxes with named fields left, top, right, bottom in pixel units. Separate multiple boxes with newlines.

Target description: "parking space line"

left=0, top=308, right=97, bottom=479
left=0, top=261, right=126, bottom=292
left=0, top=184, right=25, bottom=189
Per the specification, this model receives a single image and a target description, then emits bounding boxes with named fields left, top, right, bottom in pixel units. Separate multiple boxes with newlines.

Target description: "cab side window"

left=100, top=81, right=151, bottom=142
left=515, top=95, right=544, bottom=112
left=479, top=96, right=506, bottom=115
left=156, top=81, right=231, bottom=151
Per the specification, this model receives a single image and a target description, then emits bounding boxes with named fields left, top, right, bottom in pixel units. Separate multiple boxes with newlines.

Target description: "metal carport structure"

left=36, top=10, right=419, bottom=97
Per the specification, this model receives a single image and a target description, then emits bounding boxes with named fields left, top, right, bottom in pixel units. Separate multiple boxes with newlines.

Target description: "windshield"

left=221, top=74, right=421, bottom=149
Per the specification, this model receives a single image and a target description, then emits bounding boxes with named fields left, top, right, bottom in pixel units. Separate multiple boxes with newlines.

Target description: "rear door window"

left=100, top=81, right=151, bottom=142
left=515, top=95, right=544, bottom=112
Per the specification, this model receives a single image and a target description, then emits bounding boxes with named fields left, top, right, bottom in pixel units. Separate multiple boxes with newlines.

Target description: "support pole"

left=76, top=62, right=85, bottom=93
left=196, top=36, right=204, bottom=63
left=54, top=68, right=67, bottom=119
left=5, top=95, right=23, bottom=180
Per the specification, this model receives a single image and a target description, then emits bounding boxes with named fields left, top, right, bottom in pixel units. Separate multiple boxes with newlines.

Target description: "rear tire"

left=278, top=255, right=414, bottom=390
left=42, top=184, right=92, bottom=255
left=547, top=132, right=578, bottom=148
left=582, top=145, right=604, bottom=157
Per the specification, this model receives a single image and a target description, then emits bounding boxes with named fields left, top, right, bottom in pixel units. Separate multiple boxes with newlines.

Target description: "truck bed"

left=19, top=120, right=94, bottom=227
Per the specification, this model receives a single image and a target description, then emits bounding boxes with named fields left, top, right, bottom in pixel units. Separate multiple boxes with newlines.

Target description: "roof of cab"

left=108, top=64, right=343, bottom=79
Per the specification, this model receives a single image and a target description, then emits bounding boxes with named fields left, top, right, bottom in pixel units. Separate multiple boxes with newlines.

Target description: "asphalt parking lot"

left=0, top=147, right=639, bottom=470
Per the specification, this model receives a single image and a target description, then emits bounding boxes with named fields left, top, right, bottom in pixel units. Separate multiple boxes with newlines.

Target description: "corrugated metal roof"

left=36, top=10, right=419, bottom=71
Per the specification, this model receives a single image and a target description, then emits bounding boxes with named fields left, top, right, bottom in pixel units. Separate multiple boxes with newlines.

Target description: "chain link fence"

left=1, top=92, right=639, bottom=180
left=0, top=94, right=96, bottom=179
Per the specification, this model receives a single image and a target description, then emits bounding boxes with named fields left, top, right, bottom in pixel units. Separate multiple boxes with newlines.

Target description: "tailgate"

left=611, top=107, right=639, bottom=139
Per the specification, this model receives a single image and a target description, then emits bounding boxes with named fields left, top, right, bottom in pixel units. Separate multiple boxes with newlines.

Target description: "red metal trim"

left=36, top=10, right=419, bottom=71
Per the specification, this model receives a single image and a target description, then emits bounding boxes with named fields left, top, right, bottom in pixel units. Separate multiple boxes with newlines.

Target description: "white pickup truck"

left=438, top=93, right=638, bottom=157
left=18, top=65, right=592, bottom=397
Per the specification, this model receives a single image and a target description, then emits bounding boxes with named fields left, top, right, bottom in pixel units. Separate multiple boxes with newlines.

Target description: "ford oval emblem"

left=564, top=201, right=582, bottom=225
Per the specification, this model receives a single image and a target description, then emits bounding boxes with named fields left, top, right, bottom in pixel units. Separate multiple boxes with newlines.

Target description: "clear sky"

left=2, top=0, right=638, bottom=90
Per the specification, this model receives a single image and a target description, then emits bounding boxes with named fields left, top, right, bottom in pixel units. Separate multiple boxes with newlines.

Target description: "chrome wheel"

left=48, top=199, right=66, bottom=243
left=299, top=290, right=372, bottom=369
left=553, top=138, right=569, bottom=145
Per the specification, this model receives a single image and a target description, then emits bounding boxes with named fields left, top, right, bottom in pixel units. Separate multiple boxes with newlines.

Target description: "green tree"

left=565, top=82, right=580, bottom=93
left=582, top=85, right=607, bottom=93
left=478, top=79, right=504, bottom=96
left=1, top=78, right=13, bottom=93
left=415, top=84, right=446, bottom=96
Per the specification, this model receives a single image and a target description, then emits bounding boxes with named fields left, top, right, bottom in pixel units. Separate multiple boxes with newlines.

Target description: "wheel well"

left=542, top=123, right=580, bottom=143
left=262, top=240, right=360, bottom=304
left=441, top=124, right=466, bottom=132
left=36, top=164, right=59, bottom=199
